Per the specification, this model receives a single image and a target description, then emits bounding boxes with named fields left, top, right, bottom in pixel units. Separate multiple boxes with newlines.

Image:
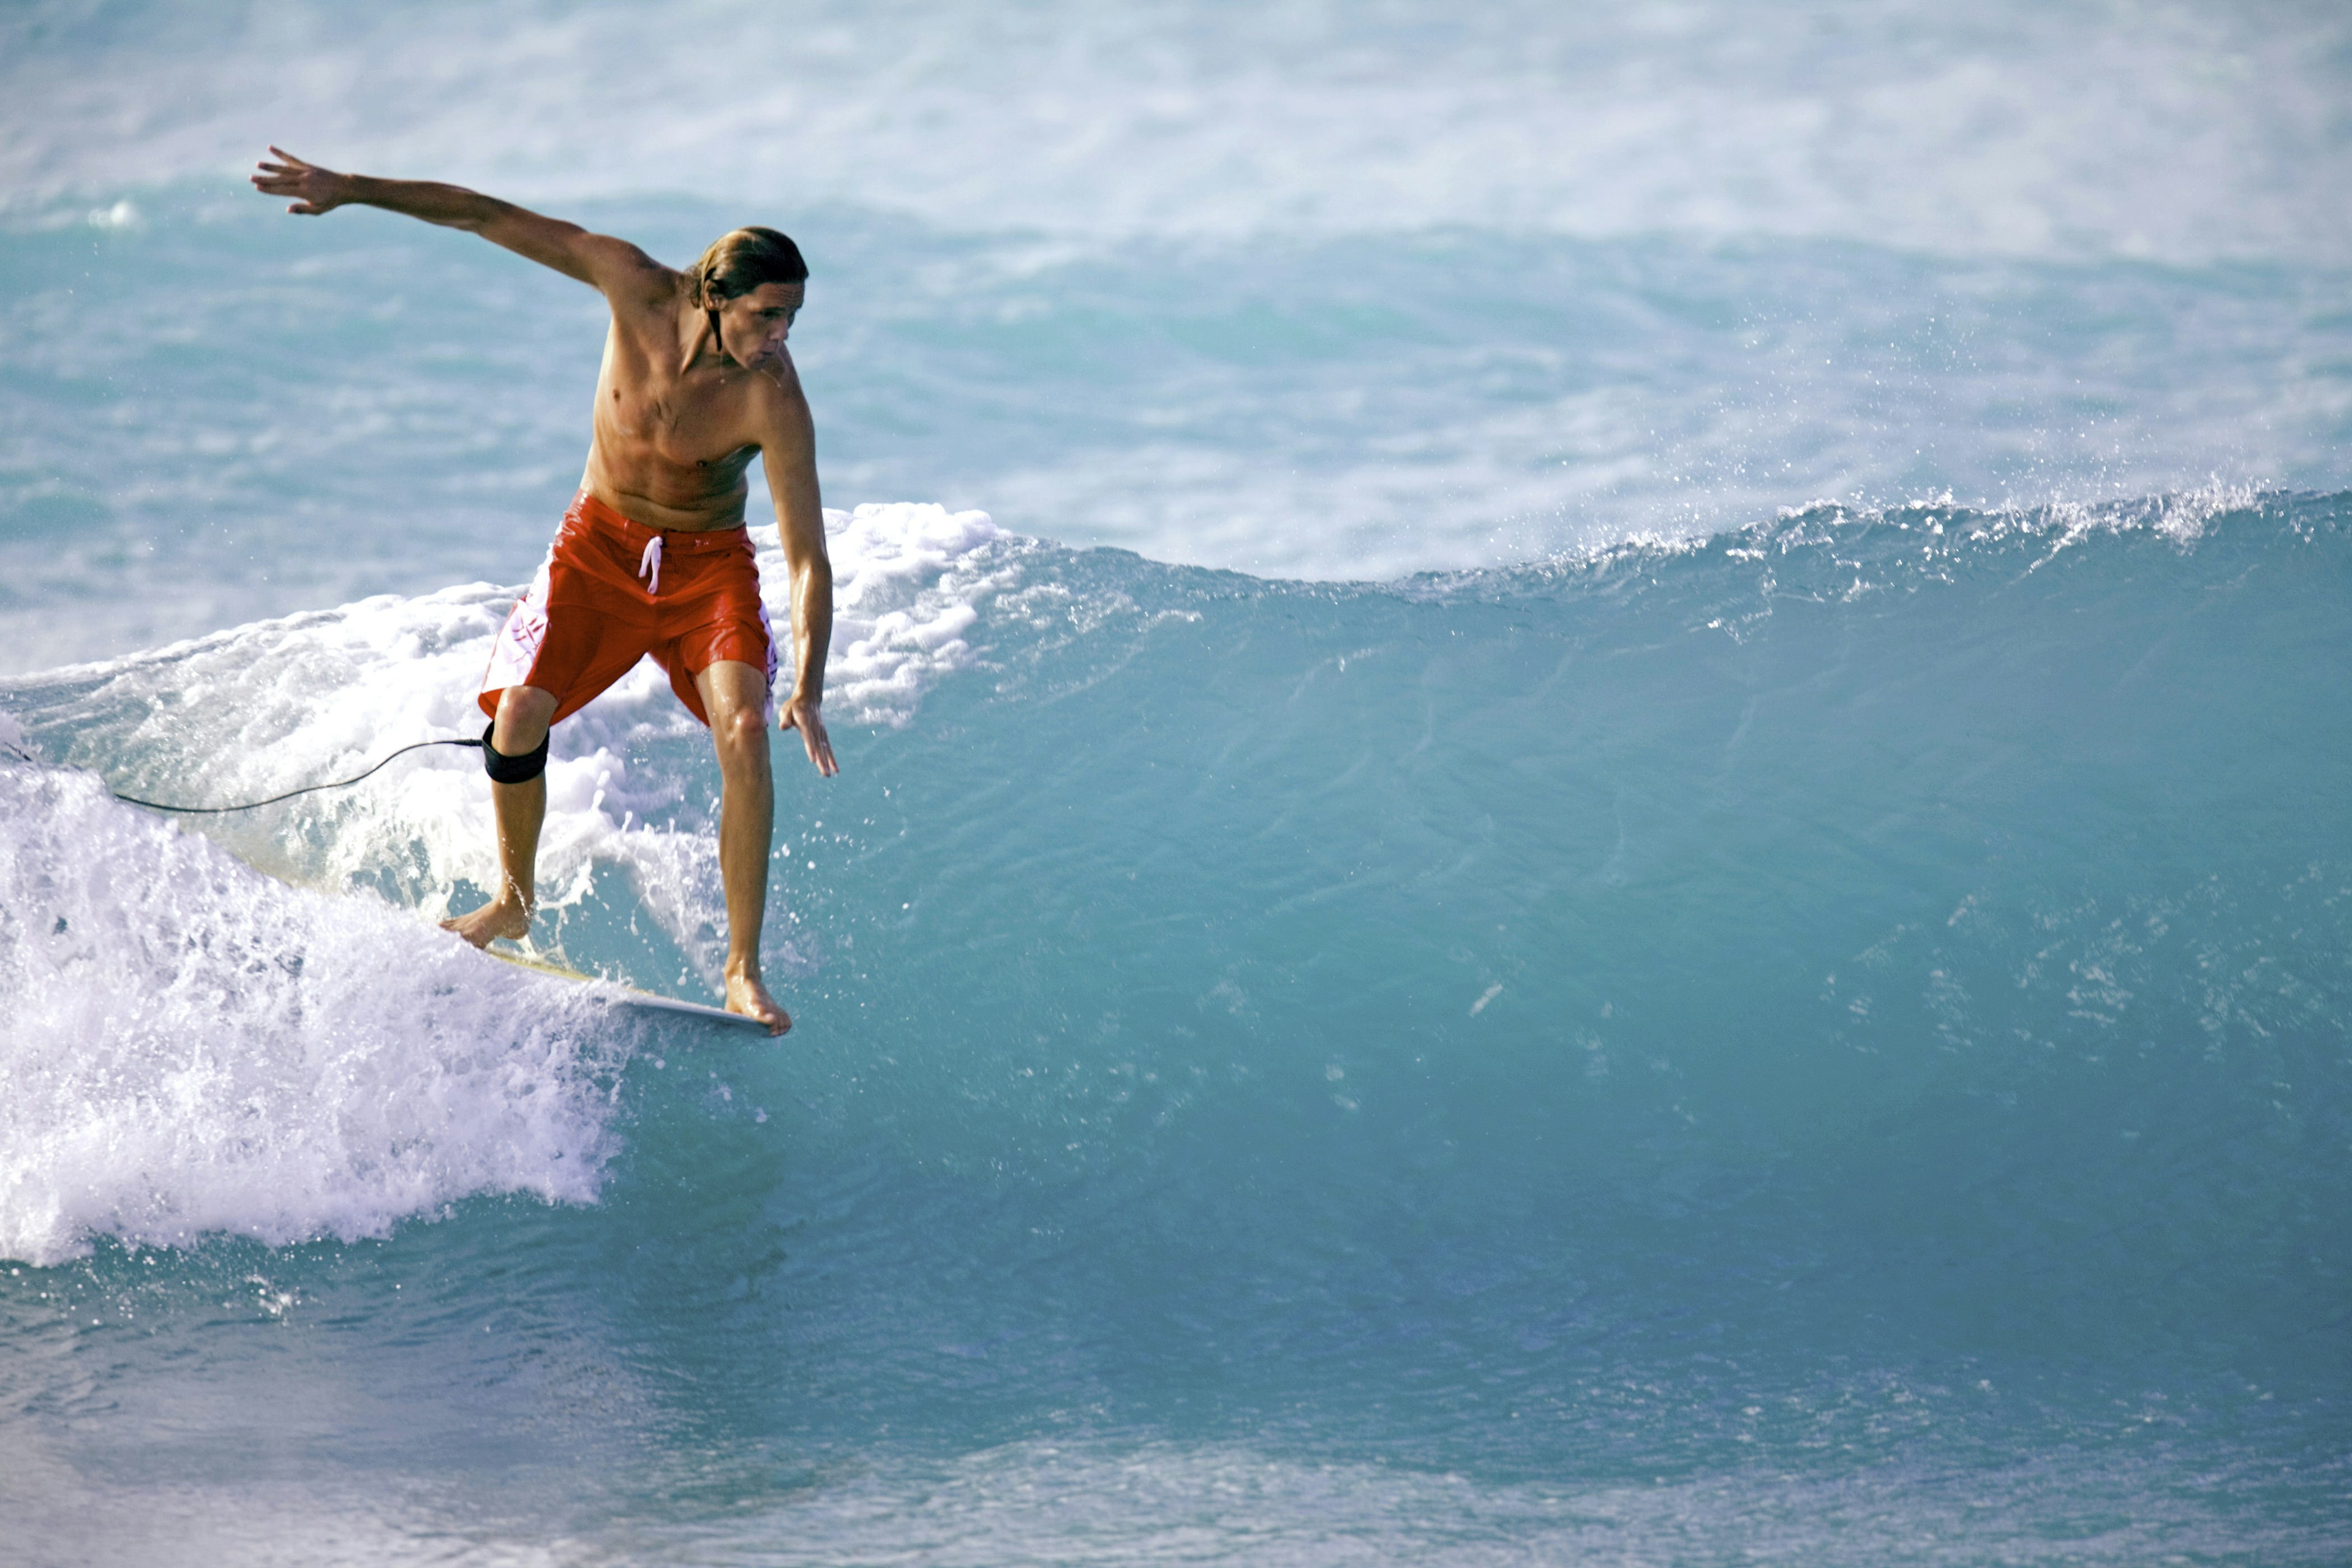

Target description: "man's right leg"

left=440, top=684, right=560, bottom=948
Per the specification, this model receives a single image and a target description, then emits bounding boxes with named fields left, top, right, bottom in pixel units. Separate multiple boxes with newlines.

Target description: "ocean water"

left=4, top=1, right=2351, bottom=1562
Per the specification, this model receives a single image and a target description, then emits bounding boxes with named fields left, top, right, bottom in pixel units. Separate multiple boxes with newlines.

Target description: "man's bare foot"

left=725, top=965, right=791, bottom=1036
left=440, top=899, right=531, bottom=949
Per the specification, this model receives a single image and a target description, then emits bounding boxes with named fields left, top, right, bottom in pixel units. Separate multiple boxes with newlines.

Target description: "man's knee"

left=487, top=686, right=558, bottom=783
left=711, top=703, right=769, bottom=769
left=493, top=685, right=557, bottom=750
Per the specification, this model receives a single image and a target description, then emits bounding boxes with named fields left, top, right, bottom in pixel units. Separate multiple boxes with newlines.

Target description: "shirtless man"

left=252, top=148, right=837, bottom=1035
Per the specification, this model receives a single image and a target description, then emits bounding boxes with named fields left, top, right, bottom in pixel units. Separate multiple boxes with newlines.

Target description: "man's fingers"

left=255, top=149, right=331, bottom=213
left=778, top=702, right=837, bottom=774
left=252, top=156, right=328, bottom=215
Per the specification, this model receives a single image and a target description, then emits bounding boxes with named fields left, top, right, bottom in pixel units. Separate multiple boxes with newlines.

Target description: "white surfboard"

left=485, top=947, right=776, bottom=1033
left=230, top=853, right=773, bottom=1033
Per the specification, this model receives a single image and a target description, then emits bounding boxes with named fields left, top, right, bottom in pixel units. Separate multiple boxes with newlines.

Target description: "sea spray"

left=0, top=765, right=627, bottom=1267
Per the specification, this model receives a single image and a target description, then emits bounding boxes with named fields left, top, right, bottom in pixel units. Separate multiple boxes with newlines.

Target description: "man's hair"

left=688, top=227, right=809, bottom=304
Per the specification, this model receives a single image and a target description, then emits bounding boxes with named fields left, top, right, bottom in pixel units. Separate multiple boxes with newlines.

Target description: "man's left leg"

left=698, top=658, right=791, bottom=1035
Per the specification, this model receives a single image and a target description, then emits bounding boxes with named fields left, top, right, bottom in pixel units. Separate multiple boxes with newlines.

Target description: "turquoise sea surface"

left=4, top=2, right=2350, bottom=1562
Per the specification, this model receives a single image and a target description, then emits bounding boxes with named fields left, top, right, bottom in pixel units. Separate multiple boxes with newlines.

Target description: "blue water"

left=4, top=2, right=2351, bottom=1562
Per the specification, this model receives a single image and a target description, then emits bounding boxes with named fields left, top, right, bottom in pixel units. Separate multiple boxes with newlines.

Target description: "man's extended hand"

left=251, top=148, right=350, bottom=215
left=780, top=694, right=838, bottom=776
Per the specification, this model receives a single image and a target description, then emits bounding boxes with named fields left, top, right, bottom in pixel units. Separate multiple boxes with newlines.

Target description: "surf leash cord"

left=100, top=735, right=487, bottom=815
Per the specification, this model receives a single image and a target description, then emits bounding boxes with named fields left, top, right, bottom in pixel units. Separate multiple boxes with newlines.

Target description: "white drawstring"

left=637, top=534, right=663, bottom=598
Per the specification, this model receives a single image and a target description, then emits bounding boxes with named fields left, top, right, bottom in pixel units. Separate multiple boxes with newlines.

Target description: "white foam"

left=0, top=764, right=627, bottom=1267
left=774, top=502, right=1016, bottom=728
left=0, top=500, right=1023, bottom=1263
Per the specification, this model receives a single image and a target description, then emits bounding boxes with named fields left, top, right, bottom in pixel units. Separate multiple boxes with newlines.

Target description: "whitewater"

left=4, top=1, right=2351, bottom=1562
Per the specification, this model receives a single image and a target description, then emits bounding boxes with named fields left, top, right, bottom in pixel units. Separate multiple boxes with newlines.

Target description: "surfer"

left=252, top=148, right=836, bottom=1035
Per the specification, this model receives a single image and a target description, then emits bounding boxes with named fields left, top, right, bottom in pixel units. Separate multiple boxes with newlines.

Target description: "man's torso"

left=579, top=272, right=794, bottom=533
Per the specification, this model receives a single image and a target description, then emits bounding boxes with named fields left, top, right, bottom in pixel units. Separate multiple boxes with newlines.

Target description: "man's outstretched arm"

left=251, top=147, right=657, bottom=293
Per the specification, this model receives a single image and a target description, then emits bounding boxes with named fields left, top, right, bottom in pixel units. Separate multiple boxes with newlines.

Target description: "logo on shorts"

left=483, top=571, right=553, bottom=693
left=507, top=603, right=547, bottom=659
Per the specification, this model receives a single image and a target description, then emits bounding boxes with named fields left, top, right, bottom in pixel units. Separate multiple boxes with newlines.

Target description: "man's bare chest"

left=598, top=371, right=757, bottom=462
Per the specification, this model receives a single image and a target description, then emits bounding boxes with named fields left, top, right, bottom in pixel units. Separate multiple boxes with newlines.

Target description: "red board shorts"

left=478, top=491, right=777, bottom=729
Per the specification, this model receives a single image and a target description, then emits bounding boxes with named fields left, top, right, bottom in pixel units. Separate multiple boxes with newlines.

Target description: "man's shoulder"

left=747, top=352, right=813, bottom=430
left=596, top=244, right=684, bottom=307
left=760, top=347, right=809, bottom=395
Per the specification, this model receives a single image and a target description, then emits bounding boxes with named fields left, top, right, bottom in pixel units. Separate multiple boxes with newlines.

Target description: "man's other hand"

left=780, top=694, right=838, bottom=776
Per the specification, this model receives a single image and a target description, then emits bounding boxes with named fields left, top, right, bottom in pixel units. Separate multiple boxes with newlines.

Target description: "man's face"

left=727, top=282, right=804, bottom=366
